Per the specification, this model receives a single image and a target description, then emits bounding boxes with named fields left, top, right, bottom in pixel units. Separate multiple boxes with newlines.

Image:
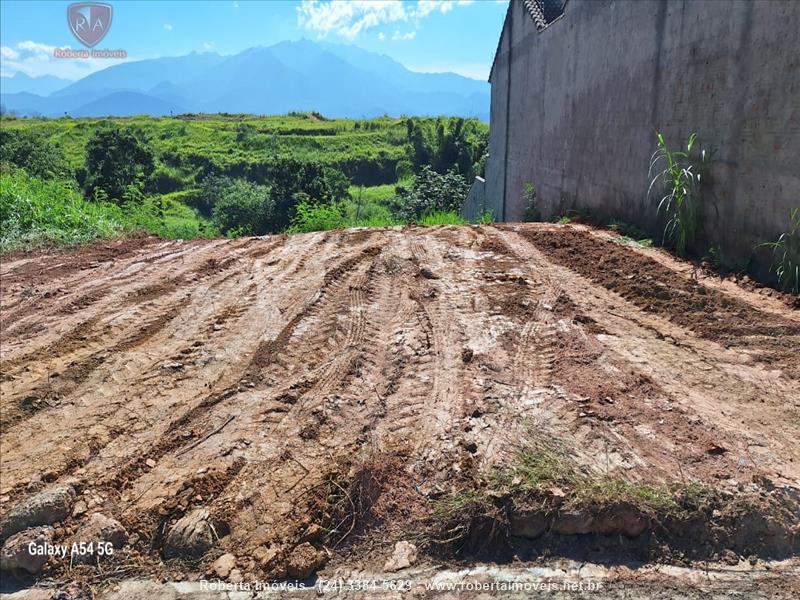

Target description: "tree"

left=84, top=124, right=155, bottom=203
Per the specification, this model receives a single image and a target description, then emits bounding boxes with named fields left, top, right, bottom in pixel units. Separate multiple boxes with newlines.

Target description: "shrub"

left=84, top=123, right=155, bottom=203
left=0, top=129, right=71, bottom=180
left=392, top=165, right=470, bottom=221
left=210, top=177, right=274, bottom=236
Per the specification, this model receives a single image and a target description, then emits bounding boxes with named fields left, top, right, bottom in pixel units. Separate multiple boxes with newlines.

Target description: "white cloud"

left=0, top=40, right=128, bottom=80
left=1, top=47, right=20, bottom=61
left=297, top=0, right=475, bottom=40
left=203, top=41, right=216, bottom=50
left=163, top=23, right=173, bottom=31
left=232, top=1, right=239, bottom=7
left=377, top=32, right=386, bottom=41
left=392, top=30, right=416, bottom=41
left=297, top=1, right=407, bottom=40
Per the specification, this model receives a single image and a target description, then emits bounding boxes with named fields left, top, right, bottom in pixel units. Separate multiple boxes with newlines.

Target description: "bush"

left=149, top=165, right=185, bottom=194
left=209, top=177, right=274, bottom=236
left=84, top=123, right=155, bottom=203
left=392, top=165, right=470, bottom=221
left=0, top=129, right=71, bottom=180
left=246, top=159, right=350, bottom=230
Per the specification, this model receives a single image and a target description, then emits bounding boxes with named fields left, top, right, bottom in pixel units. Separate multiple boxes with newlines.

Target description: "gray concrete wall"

left=462, top=176, right=487, bottom=221
left=486, top=0, right=800, bottom=276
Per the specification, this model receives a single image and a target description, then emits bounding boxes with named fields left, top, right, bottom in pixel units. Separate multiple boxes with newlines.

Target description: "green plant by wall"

left=760, top=208, right=800, bottom=294
left=522, top=181, right=540, bottom=221
left=648, top=132, right=712, bottom=256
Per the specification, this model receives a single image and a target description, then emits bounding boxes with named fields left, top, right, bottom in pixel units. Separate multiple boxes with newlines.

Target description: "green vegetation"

left=391, top=165, right=471, bottom=221
left=607, top=219, right=653, bottom=248
left=1, top=113, right=488, bottom=251
left=522, top=182, right=539, bottom=221
left=426, top=433, right=717, bottom=550
left=0, top=169, right=212, bottom=252
left=648, top=132, right=712, bottom=256
left=760, top=207, right=800, bottom=294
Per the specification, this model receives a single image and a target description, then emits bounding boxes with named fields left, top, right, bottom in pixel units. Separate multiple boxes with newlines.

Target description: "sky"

left=0, top=0, right=509, bottom=82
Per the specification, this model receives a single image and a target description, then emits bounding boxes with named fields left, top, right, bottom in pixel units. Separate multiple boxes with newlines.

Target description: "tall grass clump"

left=648, top=132, right=711, bottom=256
left=0, top=170, right=124, bottom=252
left=417, top=211, right=467, bottom=226
left=760, top=207, right=800, bottom=294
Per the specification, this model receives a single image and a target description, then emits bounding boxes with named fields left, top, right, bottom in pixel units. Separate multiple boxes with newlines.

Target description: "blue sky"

left=1, top=0, right=509, bottom=81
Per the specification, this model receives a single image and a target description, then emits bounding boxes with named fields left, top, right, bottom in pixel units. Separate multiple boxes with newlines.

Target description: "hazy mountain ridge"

left=1, top=40, right=488, bottom=120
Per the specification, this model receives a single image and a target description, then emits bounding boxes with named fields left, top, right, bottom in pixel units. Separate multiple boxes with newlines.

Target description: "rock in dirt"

left=253, top=545, right=280, bottom=569
left=300, top=523, right=324, bottom=543
left=286, top=542, right=326, bottom=580
left=509, top=508, right=549, bottom=539
left=210, top=552, right=236, bottom=578
left=0, top=485, right=75, bottom=540
left=162, top=509, right=217, bottom=559
left=0, top=526, right=55, bottom=574
left=552, top=508, right=594, bottom=535
left=383, top=540, right=418, bottom=572
left=592, top=502, right=648, bottom=538
left=418, top=266, right=440, bottom=280
left=72, top=513, right=128, bottom=562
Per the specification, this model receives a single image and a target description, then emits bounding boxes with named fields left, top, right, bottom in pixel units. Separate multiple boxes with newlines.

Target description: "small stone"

left=300, top=523, right=324, bottom=543
left=145, top=459, right=157, bottom=468
left=253, top=545, right=280, bottom=568
left=383, top=540, right=417, bottom=572
left=211, top=553, right=236, bottom=578
left=228, top=569, right=243, bottom=584
left=418, top=266, right=440, bottom=280
left=286, top=542, right=326, bottom=580
left=72, top=500, right=88, bottom=518
left=0, top=526, right=54, bottom=574
left=163, top=509, right=217, bottom=559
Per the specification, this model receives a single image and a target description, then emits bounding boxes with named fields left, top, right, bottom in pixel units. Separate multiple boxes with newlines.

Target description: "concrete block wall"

left=484, top=0, right=800, bottom=277
left=461, top=176, right=487, bottom=221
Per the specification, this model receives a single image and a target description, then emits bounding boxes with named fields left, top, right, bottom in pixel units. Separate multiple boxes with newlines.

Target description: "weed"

left=648, top=132, right=712, bottom=256
left=417, top=211, right=467, bottom=226
left=555, top=210, right=581, bottom=225
left=476, top=209, right=495, bottom=225
left=759, top=207, right=800, bottom=294
left=523, top=182, right=540, bottom=221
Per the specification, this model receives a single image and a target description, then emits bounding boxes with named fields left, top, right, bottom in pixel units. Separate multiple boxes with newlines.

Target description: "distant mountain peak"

left=1, top=40, right=488, bottom=120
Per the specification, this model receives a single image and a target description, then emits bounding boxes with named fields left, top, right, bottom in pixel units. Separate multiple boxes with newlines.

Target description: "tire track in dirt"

left=494, top=226, right=800, bottom=486
left=0, top=238, right=291, bottom=501
left=98, top=244, right=381, bottom=498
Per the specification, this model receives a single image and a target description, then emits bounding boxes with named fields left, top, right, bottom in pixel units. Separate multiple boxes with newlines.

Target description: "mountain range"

left=0, top=40, right=489, bottom=120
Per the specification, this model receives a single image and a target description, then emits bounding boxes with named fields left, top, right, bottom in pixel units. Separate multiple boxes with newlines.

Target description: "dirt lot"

left=1, top=223, right=798, bottom=596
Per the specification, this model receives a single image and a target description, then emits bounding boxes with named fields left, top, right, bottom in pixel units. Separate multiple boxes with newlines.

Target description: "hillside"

left=0, top=40, right=489, bottom=120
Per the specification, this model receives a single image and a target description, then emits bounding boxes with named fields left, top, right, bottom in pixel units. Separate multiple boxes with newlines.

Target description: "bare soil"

left=1, top=224, right=798, bottom=595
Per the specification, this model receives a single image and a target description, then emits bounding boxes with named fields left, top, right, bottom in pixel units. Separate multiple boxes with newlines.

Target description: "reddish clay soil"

left=0, top=224, right=798, bottom=593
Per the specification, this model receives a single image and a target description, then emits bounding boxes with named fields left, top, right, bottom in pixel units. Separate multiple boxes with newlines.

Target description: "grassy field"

left=0, top=113, right=488, bottom=251
left=0, top=113, right=482, bottom=187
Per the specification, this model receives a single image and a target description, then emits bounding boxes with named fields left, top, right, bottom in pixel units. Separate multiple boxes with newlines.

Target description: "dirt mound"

left=1, top=224, right=798, bottom=591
